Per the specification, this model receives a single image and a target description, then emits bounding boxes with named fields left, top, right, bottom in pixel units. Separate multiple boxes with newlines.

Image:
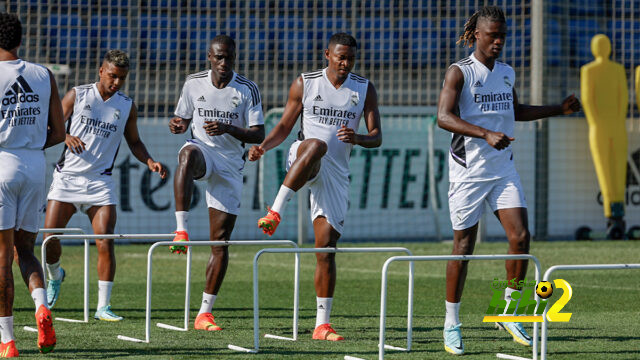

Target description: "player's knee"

left=302, top=139, right=328, bottom=159
left=315, top=252, right=335, bottom=264
left=178, top=147, right=200, bottom=168
left=452, top=240, right=474, bottom=255
left=508, top=229, right=530, bottom=253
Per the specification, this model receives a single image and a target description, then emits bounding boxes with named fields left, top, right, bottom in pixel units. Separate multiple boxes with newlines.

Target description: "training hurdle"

left=41, top=233, right=176, bottom=323
left=540, top=263, right=640, bottom=360
left=117, top=240, right=300, bottom=343
left=226, top=246, right=414, bottom=354
left=351, top=254, right=542, bottom=360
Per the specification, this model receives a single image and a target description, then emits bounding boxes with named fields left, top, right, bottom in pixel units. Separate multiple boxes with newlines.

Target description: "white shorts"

left=287, top=140, right=349, bottom=234
left=181, top=139, right=243, bottom=215
left=0, top=149, right=46, bottom=233
left=448, top=173, right=527, bottom=230
left=48, top=171, right=118, bottom=213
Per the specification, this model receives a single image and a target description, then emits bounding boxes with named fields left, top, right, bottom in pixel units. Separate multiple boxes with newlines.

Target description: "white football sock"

left=0, top=316, right=14, bottom=343
left=505, top=287, right=520, bottom=314
left=271, top=185, right=295, bottom=214
left=198, top=292, right=217, bottom=315
left=97, top=280, right=113, bottom=309
left=31, top=288, right=48, bottom=311
left=175, top=211, right=189, bottom=232
left=46, top=261, right=63, bottom=281
left=315, top=297, right=333, bottom=328
left=444, top=301, right=461, bottom=328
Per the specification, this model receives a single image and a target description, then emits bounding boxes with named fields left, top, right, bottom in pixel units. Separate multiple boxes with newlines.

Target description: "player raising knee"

left=437, top=6, right=580, bottom=355
left=43, top=50, right=167, bottom=322
left=248, top=33, right=382, bottom=341
left=169, top=35, right=264, bottom=332
left=0, top=12, right=66, bottom=356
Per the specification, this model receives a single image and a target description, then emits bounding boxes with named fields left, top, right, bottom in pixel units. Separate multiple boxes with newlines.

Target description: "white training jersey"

left=299, top=68, right=368, bottom=176
left=0, top=59, right=51, bottom=150
left=56, top=83, right=131, bottom=177
left=448, top=53, right=518, bottom=182
left=175, top=70, right=264, bottom=172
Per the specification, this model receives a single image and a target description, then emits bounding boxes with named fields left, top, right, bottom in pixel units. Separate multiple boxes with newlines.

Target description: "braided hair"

left=457, top=6, right=506, bottom=48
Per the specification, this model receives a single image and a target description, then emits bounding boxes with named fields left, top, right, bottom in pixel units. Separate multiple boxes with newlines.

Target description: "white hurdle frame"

left=225, top=247, right=414, bottom=354
left=540, top=263, right=640, bottom=360
left=117, top=240, right=300, bottom=344
left=370, top=254, right=542, bottom=360
left=41, top=233, right=176, bottom=323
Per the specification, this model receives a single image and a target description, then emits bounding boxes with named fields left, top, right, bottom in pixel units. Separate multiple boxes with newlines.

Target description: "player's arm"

left=513, top=89, right=581, bottom=121
left=437, top=66, right=513, bottom=150
left=169, top=83, right=194, bottom=134
left=44, top=69, right=65, bottom=149
left=337, top=81, right=382, bottom=148
left=59, top=88, right=86, bottom=154
left=124, top=102, right=167, bottom=179
left=203, top=122, right=265, bottom=143
left=248, top=76, right=303, bottom=161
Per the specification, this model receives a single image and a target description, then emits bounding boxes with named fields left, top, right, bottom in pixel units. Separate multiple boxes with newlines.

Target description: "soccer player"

left=0, top=12, right=65, bottom=356
left=437, top=6, right=580, bottom=355
left=248, top=33, right=382, bottom=341
left=43, top=50, right=166, bottom=321
left=169, top=35, right=264, bottom=331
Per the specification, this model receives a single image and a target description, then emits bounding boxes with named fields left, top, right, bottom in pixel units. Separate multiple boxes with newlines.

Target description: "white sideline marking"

left=23, top=326, right=37, bottom=333
left=264, top=334, right=295, bottom=341
left=156, top=323, right=187, bottom=331
left=227, top=344, right=257, bottom=353
left=117, top=335, right=146, bottom=343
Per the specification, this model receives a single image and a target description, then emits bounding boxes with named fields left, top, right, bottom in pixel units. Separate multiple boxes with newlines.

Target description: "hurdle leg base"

left=117, top=335, right=147, bottom=343
left=156, top=322, right=188, bottom=331
left=264, top=334, right=295, bottom=341
left=56, top=317, right=87, bottom=323
left=22, top=326, right=37, bottom=333
left=496, top=353, right=534, bottom=360
left=379, top=343, right=409, bottom=351
left=344, top=356, right=367, bottom=360
left=228, top=344, right=258, bottom=353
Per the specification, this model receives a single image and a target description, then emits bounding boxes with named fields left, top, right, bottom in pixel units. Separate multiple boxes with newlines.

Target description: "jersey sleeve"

left=174, top=81, right=194, bottom=119
left=245, top=86, right=264, bottom=127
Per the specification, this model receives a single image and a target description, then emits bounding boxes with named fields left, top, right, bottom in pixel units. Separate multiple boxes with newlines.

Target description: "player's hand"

left=561, top=94, right=581, bottom=115
left=147, top=160, right=167, bottom=179
left=484, top=131, right=514, bottom=150
left=248, top=145, right=265, bottom=161
left=169, top=117, right=189, bottom=134
left=203, top=120, right=229, bottom=136
left=337, top=125, right=357, bottom=144
left=65, top=134, right=86, bottom=154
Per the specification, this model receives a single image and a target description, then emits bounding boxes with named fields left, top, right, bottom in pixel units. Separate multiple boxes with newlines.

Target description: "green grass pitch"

left=10, top=241, right=640, bottom=359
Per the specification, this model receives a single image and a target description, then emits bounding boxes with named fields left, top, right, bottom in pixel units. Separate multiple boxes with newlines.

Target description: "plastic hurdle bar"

left=540, top=264, right=640, bottom=360
left=117, top=240, right=300, bottom=344
left=226, top=247, right=414, bottom=354
left=41, top=233, right=176, bottom=323
left=359, top=254, right=542, bottom=360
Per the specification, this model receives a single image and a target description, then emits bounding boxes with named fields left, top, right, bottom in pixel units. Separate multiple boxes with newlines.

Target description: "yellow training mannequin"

left=580, top=34, right=628, bottom=221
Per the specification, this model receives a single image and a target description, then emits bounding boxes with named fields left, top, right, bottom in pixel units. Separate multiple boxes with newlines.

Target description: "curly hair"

left=457, top=6, right=506, bottom=48
left=103, top=49, right=130, bottom=68
left=0, top=13, right=22, bottom=51
left=329, top=32, right=357, bottom=49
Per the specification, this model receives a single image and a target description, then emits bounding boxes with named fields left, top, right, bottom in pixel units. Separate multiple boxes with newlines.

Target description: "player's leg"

left=87, top=205, right=121, bottom=321
left=259, top=139, right=327, bottom=235
left=194, top=208, right=236, bottom=331
left=42, top=200, right=76, bottom=307
left=310, top=216, right=343, bottom=341
left=171, top=144, right=207, bottom=253
left=490, top=174, right=532, bottom=346
left=0, top=229, right=17, bottom=354
left=14, top=229, right=56, bottom=353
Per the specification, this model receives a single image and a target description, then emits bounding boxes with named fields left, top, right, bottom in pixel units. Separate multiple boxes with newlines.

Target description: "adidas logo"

left=197, top=96, right=206, bottom=102
left=84, top=104, right=91, bottom=111
left=2, top=75, right=40, bottom=106
left=473, top=81, right=483, bottom=87
left=318, top=305, right=325, bottom=309
left=313, top=95, right=323, bottom=101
